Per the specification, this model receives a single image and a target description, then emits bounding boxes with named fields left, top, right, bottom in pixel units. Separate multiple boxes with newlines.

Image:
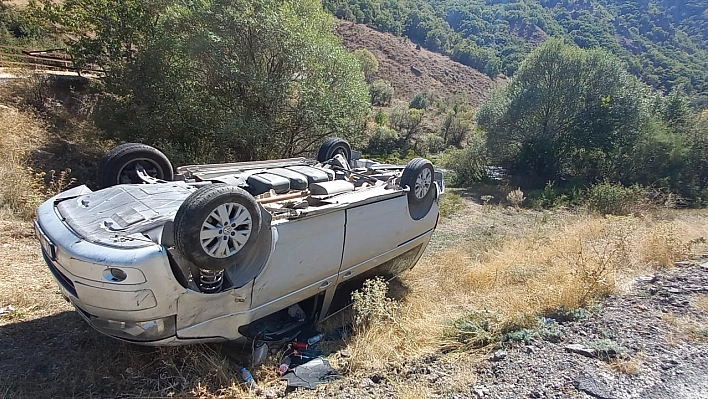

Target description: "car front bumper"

left=35, top=186, right=191, bottom=343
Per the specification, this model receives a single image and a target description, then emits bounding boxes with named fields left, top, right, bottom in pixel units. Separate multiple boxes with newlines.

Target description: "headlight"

left=90, top=315, right=176, bottom=342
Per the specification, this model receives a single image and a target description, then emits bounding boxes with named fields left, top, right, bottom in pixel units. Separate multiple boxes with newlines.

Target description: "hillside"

left=335, top=21, right=500, bottom=104
left=325, top=0, right=708, bottom=106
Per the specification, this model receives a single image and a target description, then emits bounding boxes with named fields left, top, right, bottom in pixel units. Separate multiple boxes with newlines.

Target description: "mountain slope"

left=326, top=0, right=708, bottom=106
left=335, top=21, right=500, bottom=104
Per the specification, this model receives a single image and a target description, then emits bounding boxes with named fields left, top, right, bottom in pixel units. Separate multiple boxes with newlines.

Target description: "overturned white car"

left=35, top=138, right=443, bottom=345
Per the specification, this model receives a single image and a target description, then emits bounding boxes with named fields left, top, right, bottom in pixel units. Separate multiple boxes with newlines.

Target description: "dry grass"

left=344, top=209, right=703, bottom=367
left=0, top=107, right=51, bottom=219
left=611, top=352, right=644, bottom=375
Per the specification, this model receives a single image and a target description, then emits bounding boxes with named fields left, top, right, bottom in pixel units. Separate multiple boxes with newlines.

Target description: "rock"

left=489, top=350, right=507, bottom=361
left=565, top=344, right=597, bottom=358
left=573, top=373, right=614, bottom=399
left=339, top=350, right=351, bottom=358
left=636, top=275, right=656, bottom=283
left=472, top=385, right=489, bottom=398
left=360, top=378, right=375, bottom=388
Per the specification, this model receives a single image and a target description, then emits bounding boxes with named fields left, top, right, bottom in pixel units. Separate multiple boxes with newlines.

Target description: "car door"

left=339, top=194, right=433, bottom=281
left=250, top=210, right=345, bottom=314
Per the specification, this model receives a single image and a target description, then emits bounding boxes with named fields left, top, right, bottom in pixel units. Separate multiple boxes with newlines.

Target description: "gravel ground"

left=271, top=263, right=708, bottom=399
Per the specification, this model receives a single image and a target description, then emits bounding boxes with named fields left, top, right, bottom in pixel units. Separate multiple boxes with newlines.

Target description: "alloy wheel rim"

left=414, top=168, right=432, bottom=199
left=199, top=203, right=252, bottom=258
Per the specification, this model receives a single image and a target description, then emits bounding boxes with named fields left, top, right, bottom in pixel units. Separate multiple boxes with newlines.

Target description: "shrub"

left=354, top=48, right=378, bottom=82
left=506, top=188, right=525, bottom=207
left=369, top=80, right=394, bottom=106
left=425, top=133, right=446, bottom=154
left=586, top=181, right=646, bottom=215
left=373, top=109, right=388, bottom=126
left=439, top=133, right=488, bottom=186
left=366, top=126, right=400, bottom=155
left=409, top=90, right=435, bottom=110
left=52, top=0, right=370, bottom=163
left=351, top=277, right=399, bottom=327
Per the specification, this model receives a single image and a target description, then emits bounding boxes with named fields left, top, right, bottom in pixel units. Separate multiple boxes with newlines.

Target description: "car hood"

left=56, top=183, right=195, bottom=248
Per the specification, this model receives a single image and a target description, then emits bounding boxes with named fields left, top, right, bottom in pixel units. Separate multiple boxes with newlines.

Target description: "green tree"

left=369, top=79, right=394, bottom=106
left=354, top=48, right=379, bottom=82
left=389, top=105, right=424, bottom=142
left=478, top=39, right=647, bottom=183
left=47, top=0, right=370, bottom=163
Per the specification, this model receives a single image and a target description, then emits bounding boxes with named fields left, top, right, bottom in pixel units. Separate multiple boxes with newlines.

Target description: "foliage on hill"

left=475, top=40, right=708, bottom=203
left=324, top=0, right=708, bottom=106
left=1, top=0, right=370, bottom=164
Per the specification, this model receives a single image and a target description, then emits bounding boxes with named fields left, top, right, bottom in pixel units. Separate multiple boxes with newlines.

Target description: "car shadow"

left=0, top=278, right=414, bottom=397
left=0, top=311, right=229, bottom=398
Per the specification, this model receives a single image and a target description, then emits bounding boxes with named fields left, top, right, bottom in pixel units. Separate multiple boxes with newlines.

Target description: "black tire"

left=317, top=137, right=351, bottom=163
left=400, top=158, right=436, bottom=220
left=174, top=185, right=262, bottom=271
left=98, top=143, right=173, bottom=188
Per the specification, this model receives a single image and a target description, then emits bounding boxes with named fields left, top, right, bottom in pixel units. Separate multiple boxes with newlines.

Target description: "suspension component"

left=198, top=268, right=224, bottom=293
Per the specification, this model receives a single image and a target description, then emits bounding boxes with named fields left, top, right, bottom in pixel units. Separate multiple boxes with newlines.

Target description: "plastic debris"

left=241, top=367, right=257, bottom=390
left=307, top=333, right=325, bottom=346
left=278, top=356, right=292, bottom=375
left=0, top=305, right=16, bottom=315
left=252, top=342, right=268, bottom=366
left=281, top=358, right=338, bottom=389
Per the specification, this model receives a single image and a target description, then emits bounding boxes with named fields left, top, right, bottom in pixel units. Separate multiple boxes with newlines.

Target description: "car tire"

left=317, top=137, right=351, bottom=163
left=400, top=158, right=436, bottom=220
left=174, top=185, right=262, bottom=271
left=97, top=143, right=173, bottom=188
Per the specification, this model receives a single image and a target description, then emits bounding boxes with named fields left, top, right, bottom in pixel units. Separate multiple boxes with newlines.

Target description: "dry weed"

left=506, top=188, right=525, bottom=208
left=0, top=109, right=75, bottom=219
left=611, top=353, right=643, bottom=375
left=395, top=382, right=435, bottom=399
left=639, top=222, right=691, bottom=268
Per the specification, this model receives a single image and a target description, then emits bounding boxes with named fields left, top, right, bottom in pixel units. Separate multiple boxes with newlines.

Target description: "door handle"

left=318, top=280, right=332, bottom=290
left=342, top=270, right=355, bottom=279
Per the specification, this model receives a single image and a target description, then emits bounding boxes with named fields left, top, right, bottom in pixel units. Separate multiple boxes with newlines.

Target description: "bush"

left=366, top=126, right=401, bottom=155
left=351, top=277, right=399, bottom=327
left=373, top=109, right=388, bottom=126
left=52, top=0, right=370, bottom=163
left=409, top=90, right=435, bottom=110
left=585, top=182, right=647, bottom=215
left=506, top=188, right=525, bottom=207
left=425, top=133, right=446, bottom=154
left=369, top=79, right=394, bottom=106
left=354, top=48, right=379, bottom=82
left=439, top=133, right=488, bottom=186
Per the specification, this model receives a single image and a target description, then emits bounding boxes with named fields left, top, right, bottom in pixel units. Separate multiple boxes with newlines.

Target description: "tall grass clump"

left=585, top=181, right=647, bottom=215
left=0, top=108, right=54, bottom=219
